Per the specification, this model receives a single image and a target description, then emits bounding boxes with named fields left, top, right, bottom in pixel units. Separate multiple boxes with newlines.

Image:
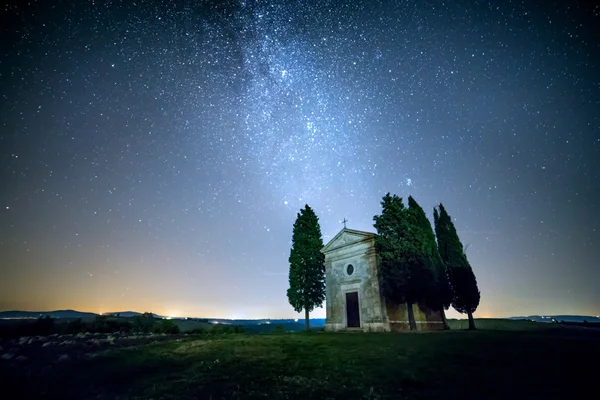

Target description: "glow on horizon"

left=1, top=0, right=598, bottom=339
left=2, top=299, right=595, bottom=321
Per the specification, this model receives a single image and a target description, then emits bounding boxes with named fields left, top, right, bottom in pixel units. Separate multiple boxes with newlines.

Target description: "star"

left=0, top=0, right=597, bottom=320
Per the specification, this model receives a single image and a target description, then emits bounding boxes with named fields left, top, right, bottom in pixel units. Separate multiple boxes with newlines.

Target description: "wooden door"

left=346, top=292, right=360, bottom=328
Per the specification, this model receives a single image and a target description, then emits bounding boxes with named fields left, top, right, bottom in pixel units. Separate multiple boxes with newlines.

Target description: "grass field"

left=447, top=318, right=553, bottom=331
left=2, top=321, right=598, bottom=400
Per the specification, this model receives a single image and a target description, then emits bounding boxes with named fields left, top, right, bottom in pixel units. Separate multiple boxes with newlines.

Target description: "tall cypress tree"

left=434, top=204, right=481, bottom=330
left=287, top=205, right=325, bottom=331
left=407, top=196, right=452, bottom=330
left=373, top=193, right=433, bottom=330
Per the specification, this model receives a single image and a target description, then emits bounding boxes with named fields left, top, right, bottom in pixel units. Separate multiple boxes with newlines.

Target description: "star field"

left=1, top=0, right=598, bottom=319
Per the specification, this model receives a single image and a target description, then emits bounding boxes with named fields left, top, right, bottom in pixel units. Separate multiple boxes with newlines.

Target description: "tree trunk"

left=467, top=310, right=476, bottom=330
left=440, top=308, right=450, bottom=330
left=406, top=302, right=417, bottom=330
left=305, top=308, right=310, bottom=331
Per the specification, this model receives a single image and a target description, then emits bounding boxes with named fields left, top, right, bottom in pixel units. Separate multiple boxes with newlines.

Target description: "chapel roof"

left=321, top=227, right=376, bottom=254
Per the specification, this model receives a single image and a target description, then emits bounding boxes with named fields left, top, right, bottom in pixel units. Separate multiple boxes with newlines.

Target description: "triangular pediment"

left=321, top=228, right=376, bottom=254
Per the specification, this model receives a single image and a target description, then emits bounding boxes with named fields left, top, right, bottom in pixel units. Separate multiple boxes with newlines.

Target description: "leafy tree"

left=132, top=312, right=155, bottom=333
left=407, top=196, right=452, bottom=329
left=32, top=315, right=55, bottom=336
left=373, top=193, right=434, bottom=330
left=153, top=319, right=180, bottom=334
left=434, top=204, right=481, bottom=329
left=287, top=204, right=326, bottom=331
left=92, top=315, right=110, bottom=332
left=66, top=318, right=84, bottom=334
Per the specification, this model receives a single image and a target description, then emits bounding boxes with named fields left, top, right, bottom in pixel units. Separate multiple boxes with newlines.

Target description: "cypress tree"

left=407, top=196, right=452, bottom=330
left=434, top=204, right=481, bottom=330
left=287, top=205, right=325, bottom=331
left=373, top=193, right=433, bottom=330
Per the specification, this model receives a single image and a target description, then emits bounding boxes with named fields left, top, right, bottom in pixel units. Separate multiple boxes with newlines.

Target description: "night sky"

left=1, top=1, right=598, bottom=319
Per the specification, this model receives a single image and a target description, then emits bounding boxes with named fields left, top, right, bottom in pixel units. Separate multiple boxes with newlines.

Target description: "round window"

left=346, top=264, right=354, bottom=276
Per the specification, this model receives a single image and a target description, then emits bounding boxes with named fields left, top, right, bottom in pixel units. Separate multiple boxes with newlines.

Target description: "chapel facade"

left=321, top=227, right=444, bottom=332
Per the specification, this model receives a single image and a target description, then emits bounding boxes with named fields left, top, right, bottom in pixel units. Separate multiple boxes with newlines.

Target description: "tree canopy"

left=373, top=193, right=434, bottom=330
left=407, top=196, right=452, bottom=329
left=287, top=204, right=325, bottom=330
left=434, top=203, right=481, bottom=329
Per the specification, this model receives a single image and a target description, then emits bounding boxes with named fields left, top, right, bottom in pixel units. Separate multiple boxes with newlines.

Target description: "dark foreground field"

left=1, top=326, right=599, bottom=399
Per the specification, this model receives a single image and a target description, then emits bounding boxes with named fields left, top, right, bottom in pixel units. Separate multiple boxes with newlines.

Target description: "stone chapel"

left=321, top=227, right=444, bottom=331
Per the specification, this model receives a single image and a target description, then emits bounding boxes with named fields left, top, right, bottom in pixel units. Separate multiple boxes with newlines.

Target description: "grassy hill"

left=448, top=318, right=552, bottom=331
left=170, top=318, right=214, bottom=332
left=2, top=320, right=597, bottom=399
left=0, top=310, right=98, bottom=319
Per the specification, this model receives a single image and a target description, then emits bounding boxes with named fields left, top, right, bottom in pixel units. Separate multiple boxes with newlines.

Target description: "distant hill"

left=190, top=318, right=327, bottom=326
left=103, top=311, right=165, bottom=318
left=3, top=309, right=597, bottom=326
left=0, top=310, right=325, bottom=325
left=509, top=315, right=600, bottom=323
left=0, top=310, right=98, bottom=319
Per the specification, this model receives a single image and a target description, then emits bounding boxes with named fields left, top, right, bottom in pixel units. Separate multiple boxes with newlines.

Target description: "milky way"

left=1, top=1, right=598, bottom=318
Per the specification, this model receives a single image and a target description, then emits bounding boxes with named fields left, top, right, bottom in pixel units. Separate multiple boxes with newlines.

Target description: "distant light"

left=265, top=321, right=270, bottom=324
left=211, top=321, right=219, bottom=324
left=294, top=319, right=298, bottom=322
left=166, top=316, right=172, bottom=320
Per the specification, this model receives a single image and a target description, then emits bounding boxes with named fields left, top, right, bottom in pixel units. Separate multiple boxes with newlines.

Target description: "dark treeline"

left=0, top=313, right=179, bottom=339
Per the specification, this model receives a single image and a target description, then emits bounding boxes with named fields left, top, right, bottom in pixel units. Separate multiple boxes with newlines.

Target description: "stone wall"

left=323, top=230, right=388, bottom=332
left=385, top=302, right=444, bottom=331
left=322, top=228, right=444, bottom=332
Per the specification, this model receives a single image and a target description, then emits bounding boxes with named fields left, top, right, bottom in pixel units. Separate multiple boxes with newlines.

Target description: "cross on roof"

left=342, top=218, right=348, bottom=228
